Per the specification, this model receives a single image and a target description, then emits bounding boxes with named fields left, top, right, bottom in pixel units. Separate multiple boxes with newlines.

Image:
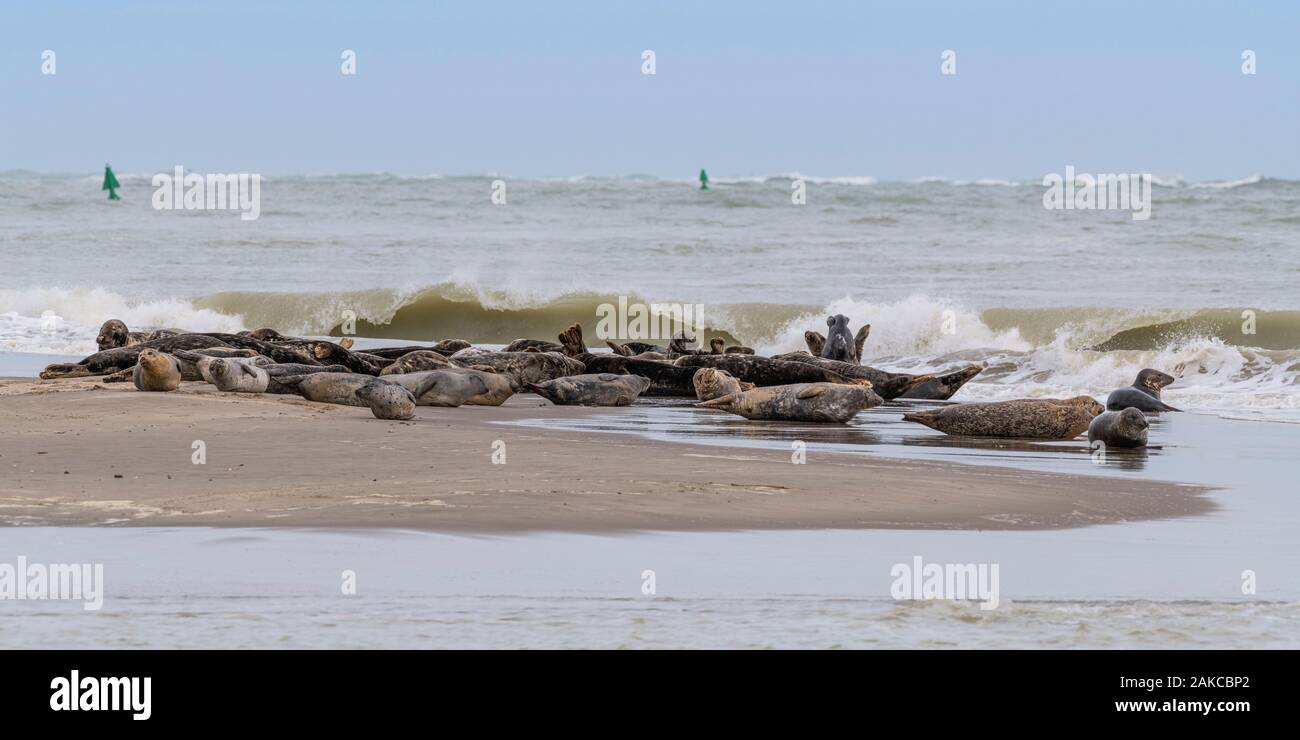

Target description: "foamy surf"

left=2, top=285, right=1297, bottom=417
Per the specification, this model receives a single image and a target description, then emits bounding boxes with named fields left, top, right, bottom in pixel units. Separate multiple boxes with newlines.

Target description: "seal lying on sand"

left=42, top=334, right=236, bottom=379
left=246, top=328, right=354, bottom=350
left=674, top=354, right=869, bottom=388
left=379, top=350, right=450, bottom=375
left=132, top=349, right=182, bottom=392
left=504, top=338, right=565, bottom=353
left=696, top=382, right=882, bottom=423
left=692, top=367, right=754, bottom=401
left=206, top=358, right=271, bottom=393
left=896, top=364, right=984, bottom=401
left=770, top=352, right=951, bottom=400
left=96, top=319, right=187, bottom=351
left=362, top=340, right=472, bottom=360
left=901, top=397, right=1103, bottom=439
left=1088, top=408, right=1149, bottom=448
left=263, top=363, right=352, bottom=394
left=1106, top=369, right=1180, bottom=412
left=577, top=354, right=699, bottom=396
left=449, top=349, right=585, bottom=386
left=606, top=340, right=665, bottom=356
left=385, top=367, right=516, bottom=407
left=276, top=373, right=430, bottom=420
left=527, top=373, right=652, bottom=406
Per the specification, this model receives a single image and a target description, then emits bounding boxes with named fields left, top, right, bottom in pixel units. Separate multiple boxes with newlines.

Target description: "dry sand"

left=0, top=378, right=1213, bottom=531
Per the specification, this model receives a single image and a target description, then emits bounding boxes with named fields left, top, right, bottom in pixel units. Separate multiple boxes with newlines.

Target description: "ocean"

left=3, top=171, right=1299, bottom=419
left=3, top=171, right=1298, bottom=649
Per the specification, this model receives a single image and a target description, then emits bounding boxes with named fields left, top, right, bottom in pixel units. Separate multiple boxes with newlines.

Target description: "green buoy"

left=699, top=168, right=709, bottom=191
left=102, top=164, right=121, bottom=201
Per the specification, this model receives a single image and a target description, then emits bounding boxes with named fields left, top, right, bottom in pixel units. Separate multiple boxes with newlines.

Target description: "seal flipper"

left=606, top=340, right=632, bottom=356
left=558, top=323, right=588, bottom=357
left=796, top=385, right=827, bottom=400
left=853, top=325, right=871, bottom=363
left=900, top=409, right=942, bottom=430
left=695, top=392, right=738, bottom=410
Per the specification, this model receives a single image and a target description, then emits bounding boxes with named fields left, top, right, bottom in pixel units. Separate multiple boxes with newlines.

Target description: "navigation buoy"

left=699, top=168, right=709, bottom=191
left=103, top=164, right=121, bottom=201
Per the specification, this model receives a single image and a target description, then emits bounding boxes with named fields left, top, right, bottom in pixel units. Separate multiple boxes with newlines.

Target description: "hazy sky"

left=1, top=1, right=1296, bottom=180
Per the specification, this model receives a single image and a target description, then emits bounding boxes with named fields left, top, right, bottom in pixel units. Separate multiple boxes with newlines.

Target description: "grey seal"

left=692, top=367, right=754, bottom=401
left=696, top=382, right=883, bottom=423
left=379, top=350, right=451, bottom=376
left=277, top=373, right=432, bottom=420
left=1106, top=369, right=1180, bottom=412
left=132, top=349, right=182, bottom=392
left=385, top=367, right=516, bottom=407
left=1087, top=407, right=1150, bottom=448
left=206, top=358, right=270, bottom=393
left=527, top=373, right=652, bottom=406
left=902, top=397, right=1104, bottom=439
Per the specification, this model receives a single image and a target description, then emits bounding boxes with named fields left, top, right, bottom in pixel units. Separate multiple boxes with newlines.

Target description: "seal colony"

left=37, top=318, right=1180, bottom=448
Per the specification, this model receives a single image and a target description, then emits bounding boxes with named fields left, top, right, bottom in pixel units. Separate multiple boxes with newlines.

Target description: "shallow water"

left=2, top=527, right=1297, bottom=649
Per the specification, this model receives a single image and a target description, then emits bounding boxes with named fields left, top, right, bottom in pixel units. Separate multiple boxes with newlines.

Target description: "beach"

left=0, top=377, right=1211, bottom=531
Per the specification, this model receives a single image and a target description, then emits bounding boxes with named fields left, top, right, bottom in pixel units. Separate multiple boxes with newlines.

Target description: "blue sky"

left=1, top=0, right=1296, bottom=179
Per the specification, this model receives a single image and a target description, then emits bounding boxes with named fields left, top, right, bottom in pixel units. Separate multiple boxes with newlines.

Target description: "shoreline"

left=0, top=377, right=1214, bottom=532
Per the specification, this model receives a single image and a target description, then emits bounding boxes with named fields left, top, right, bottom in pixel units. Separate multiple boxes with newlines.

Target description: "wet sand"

left=0, top=377, right=1212, bottom=531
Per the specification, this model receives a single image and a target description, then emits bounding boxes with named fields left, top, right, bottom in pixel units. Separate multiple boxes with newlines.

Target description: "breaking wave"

left=4, top=285, right=1299, bottom=414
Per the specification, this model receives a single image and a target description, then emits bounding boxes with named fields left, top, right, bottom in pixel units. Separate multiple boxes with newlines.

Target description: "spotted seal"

left=385, top=367, right=516, bottom=407
left=902, top=397, right=1104, bottom=439
left=696, top=382, right=882, bottom=423
left=527, top=373, right=652, bottom=406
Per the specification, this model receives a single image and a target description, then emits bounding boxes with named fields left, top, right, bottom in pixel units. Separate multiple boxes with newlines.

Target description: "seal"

left=96, top=319, right=186, bottom=351
left=769, top=352, right=944, bottom=399
left=193, top=354, right=271, bottom=383
left=42, top=334, right=236, bottom=379
left=379, top=350, right=450, bottom=376
left=557, top=324, right=589, bottom=357
left=577, top=354, right=699, bottom=396
left=263, top=363, right=352, bottom=394
left=901, top=396, right=1103, bottom=439
left=707, top=337, right=755, bottom=355
left=674, top=354, right=871, bottom=388
left=1087, top=407, right=1149, bottom=449
left=385, top=367, right=516, bottom=407
left=696, top=382, right=883, bottom=423
left=449, top=349, right=585, bottom=387
left=100, top=347, right=257, bottom=383
left=132, top=348, right=182, bottom=392
left=206, top=358, right=270, bottom=393
left=820, top=314, right=858, bottom=363
left=896, top=364, right=985, bottom=401
left=504, top=338, right=565, bottom=353
left=277, top=373, right=428, bottom=420
left=692, top=367, right=754, bottom=401
left=1106, top=369, right=1180, bottom=412
left=605, top=340, right=664, bottom=357
left=805, top=324, right=869, bottom=362
left=527, top=373, right=652, bottom=406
